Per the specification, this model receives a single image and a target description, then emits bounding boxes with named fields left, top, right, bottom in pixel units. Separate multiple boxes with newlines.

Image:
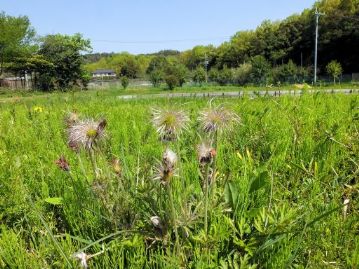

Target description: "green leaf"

left=249, top=171, right=269, bottom=193
left=44, top=197, right=63, bottom=205
left=224, top=182, right=239, bottom=208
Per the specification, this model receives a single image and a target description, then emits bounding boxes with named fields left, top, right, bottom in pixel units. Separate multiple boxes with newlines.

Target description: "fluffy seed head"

left=198, top=106, right=240, bottom=133
left=72, top=252, right=88, bottom=268
left=197, top=143, right=216, bottom=165
left=151, top=108, right=189, bottom=141
left=67, top=118, right=107, bottom=151
left=154, top=149, right=178, bottom=184
left=150, top=216, right=162, bottom=228
left=162, top=148, right=177, bottom=170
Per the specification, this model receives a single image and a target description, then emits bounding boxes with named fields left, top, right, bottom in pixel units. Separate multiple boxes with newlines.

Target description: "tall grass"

left=0, top=92, right=358, bottom=268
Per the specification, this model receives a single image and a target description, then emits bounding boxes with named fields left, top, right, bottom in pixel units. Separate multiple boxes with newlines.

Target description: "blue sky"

left=1, top=0, right=317, bottom=54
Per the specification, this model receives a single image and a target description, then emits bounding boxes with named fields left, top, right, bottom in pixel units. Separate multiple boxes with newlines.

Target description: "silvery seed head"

left=162, top=148, right=177, bottom=170
left=150, top=216, right=162, bottom=228
left=72, top=252, right=88, bottom=268
left=67, top=118, right=106, bottom=151
left=198, top=106, right=240, bottom=133
left=153, top=149, right=178, bottom=184
left=197, top=143, right=216, bottom=166
left=151, top=108, right=189, bottom=141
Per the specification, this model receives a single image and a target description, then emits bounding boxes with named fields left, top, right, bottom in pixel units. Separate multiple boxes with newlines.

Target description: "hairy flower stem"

left=89, top=149, right=98, bottom=179
left=167, top=182, right=179, bottom=252
left=77, top=154, right=88, bottom=178
left=204, top=163, right=210, bottom=237
left=210, top=130, right=218, bottom=197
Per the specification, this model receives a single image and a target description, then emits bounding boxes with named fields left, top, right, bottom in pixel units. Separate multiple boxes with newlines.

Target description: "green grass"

left=1, top=81, right=358, bottom=101
left=0, top=91, right=358, bottom=268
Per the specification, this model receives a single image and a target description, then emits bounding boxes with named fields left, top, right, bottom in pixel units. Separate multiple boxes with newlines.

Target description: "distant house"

left=92, top=69, right=116, bottom=79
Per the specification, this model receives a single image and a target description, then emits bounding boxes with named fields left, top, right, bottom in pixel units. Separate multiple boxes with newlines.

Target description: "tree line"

left=1, top=0, right=358, bottom=90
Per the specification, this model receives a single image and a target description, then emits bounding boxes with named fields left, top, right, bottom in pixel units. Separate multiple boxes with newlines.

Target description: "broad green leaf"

left=249, top=171, right=269, bottom=193
left=224, top=182, right=239, bottom=208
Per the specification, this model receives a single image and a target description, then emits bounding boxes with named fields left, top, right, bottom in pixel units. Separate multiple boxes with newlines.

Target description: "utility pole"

left=300, top=51, right=303, bottom=68
left=204, top=53, right=209, bottom=83
left=314, top=8, right=324, bottom=84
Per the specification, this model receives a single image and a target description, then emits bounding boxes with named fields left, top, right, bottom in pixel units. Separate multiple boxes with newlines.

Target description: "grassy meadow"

left=0, top=92, right=358, bottom=268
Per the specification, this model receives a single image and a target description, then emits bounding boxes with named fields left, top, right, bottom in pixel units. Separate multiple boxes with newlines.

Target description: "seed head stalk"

left=209, top=129, right=218, bottom=202
left=203, top=163, right=210, bottom=237
left=89, top=149, right=99, bottom=179
left=166, top=181, right=180, bottom=252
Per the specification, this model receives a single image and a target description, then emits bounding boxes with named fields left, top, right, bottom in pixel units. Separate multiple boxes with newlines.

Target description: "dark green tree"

left=164, top=74, right=178, bottom=90
left=0, top=12, right=36, bottom=75
left=146, top=56, right=169, bottom=74
left=38, top=33, right=91, bottom=90
left=250, top=55, right=271, bottom=85
left=120, top=57, right=140, bottom=78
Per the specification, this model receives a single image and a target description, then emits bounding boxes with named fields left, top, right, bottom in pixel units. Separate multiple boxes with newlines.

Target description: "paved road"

left=118, top=89, right=359, bottom=100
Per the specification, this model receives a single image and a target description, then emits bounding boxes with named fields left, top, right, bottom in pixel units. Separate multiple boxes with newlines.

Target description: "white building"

left=92, top=69, right=117, bottom=79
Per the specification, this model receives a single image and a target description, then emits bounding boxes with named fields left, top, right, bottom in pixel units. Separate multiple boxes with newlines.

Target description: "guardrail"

left=118, top=89, right=359, bottom=100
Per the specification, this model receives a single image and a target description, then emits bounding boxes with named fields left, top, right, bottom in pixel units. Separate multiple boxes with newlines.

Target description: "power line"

left=91, top=36, right=230, bottom=44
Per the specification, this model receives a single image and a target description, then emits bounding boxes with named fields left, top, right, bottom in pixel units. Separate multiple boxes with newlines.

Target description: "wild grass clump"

left=0, top=93, right=358, bottom=268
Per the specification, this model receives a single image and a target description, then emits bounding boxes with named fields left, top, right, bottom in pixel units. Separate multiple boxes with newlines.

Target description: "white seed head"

left=153, top=149, right=178, bottom=184
left=151, top=108, right=189, bottom=141
left=150, top=216, right=162, bottom=228
left=197, top=143, right=216, bottom=165
left=72, top=252, right=88, bottom=268
left=67, top=118, right=106, bottom=151
left=163, top=148, right=177, bottom=168
left=198, top=106, right=240, bottom=133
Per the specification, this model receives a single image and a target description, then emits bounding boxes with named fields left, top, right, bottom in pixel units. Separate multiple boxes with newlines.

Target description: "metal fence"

left=0, top=78, right=32, bottom=89
left=88, top=79, right=151, bottom=89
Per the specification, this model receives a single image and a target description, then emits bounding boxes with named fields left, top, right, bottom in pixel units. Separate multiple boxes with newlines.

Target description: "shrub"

left=208, top=68, right=219, bottom=83
left=121, top=76, right=129, bottom=89
left=166, top=64, right=188, bottom=87
left=250, top=55, right=271, bottom=85
left=165, top=74, right=179, bottom=90
left=216, top=67, right=233, bottom=85
left=149, top=70, right=163, bottom=87
left=192, top=66, right=206, bottom=85
left=233, top=63, right=252, bottom=85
